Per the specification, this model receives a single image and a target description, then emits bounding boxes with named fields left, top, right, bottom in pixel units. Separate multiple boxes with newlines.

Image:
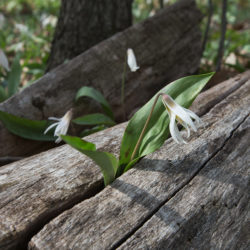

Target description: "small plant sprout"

left=121, top=48, right=140, bottom=120
left=127, top=48, right=140, bottom=72
left=44, top=109, right=73, bottom=143
left=0, top=49, right=10, bottom=71
left=161, top=94, right=203, bottom=144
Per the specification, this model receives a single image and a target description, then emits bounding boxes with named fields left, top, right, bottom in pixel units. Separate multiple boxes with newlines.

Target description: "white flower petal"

left=48, top=117, right=61, bottom=121
left=162, top=94, right=202, bottom=144
left=183, top=108, right=203, bottom=125
left=44, top=122, right=59, bottom=134
left=44, top=109, right=73, bottom=143
left=127, top=48, right=140, bottom=72
left=170, top=104, right=197, bottom=132
left=181, top=121, right=191, bottom=138
left=169, top=114, right=186, bottom=144
left=55, top=137, right=62, bottom=143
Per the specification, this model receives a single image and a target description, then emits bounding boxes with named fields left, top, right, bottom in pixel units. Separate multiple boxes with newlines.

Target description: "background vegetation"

left=0, top=0, right=249, bottom=102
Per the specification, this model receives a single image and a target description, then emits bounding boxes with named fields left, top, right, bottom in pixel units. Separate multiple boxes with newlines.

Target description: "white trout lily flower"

left=127, top=48, right=140, bottom=72
left=44, top=109, right=73, bottom=143
left=0, top=49, right=10, bottom=71
left=162, top=94, right=203, bottom=144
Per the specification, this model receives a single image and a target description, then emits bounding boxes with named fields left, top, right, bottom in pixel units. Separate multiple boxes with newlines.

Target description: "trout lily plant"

left=61, top=73, right=214, bottom=185
left=0, top=46, right=214, bottom=186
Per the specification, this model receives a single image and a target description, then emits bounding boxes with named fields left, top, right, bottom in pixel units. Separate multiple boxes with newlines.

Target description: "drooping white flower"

left=0, top=49, right=10, bottom=71
left=44, top=109, right=73, bottom=143
left=161, top=94, right=203, bottom=144
left=127, top=48, right=140, bottom=72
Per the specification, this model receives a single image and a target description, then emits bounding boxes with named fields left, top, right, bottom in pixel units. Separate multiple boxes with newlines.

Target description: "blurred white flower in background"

left=0, top=49, right=10, bottom=71
left=127, top=48, right=140, bottom=72
left=41, top=14, right=57, bottom=28
left=44, top=109, right=73, bottom=143
left=161, top=94, right=203, bottom=144
left=0, top=13, right=5, bottom=29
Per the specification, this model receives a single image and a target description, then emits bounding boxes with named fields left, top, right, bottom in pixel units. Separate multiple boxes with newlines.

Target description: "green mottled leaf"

left=62, top=135, right=118, bottom=186
left=0, top=110, right=55, bottom=141
left=76, top=86, right=114, bottom=120
left=73, top=113, right=115, bottom=126
left=119, top=73, right=214, bottom=169
left=0, top=86, right=7, bottom=102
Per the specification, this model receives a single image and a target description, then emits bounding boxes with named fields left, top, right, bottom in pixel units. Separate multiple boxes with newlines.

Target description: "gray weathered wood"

left=0, top=73, right=249, bottom=250
left=28, top=79, right=250, bottom=249
left=190, top=70, right=250, bottom=116
left=118, top=116, right=250, bottom=250
left=0, top=124, right=125, bottom=250
left=0, top=0, right=202, bottom=158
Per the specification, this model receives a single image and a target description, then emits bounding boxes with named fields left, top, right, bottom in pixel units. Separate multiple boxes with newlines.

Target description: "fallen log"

left=28, top=78, right=250, bottom=250
left=0, top=0, right=203, bottom=158
left=0, top=72, right=249, bottom=249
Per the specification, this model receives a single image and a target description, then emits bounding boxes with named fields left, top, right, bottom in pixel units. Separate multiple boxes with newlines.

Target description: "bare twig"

left=201, top=0, right=214, bottom=56
left=216, top=0, right=228, bottom=72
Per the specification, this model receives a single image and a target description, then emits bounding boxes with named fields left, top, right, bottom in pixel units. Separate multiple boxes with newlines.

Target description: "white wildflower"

left=127, top=48, right=140, bottom=72
left=44, top=109, right=73, bottom=143
left=162, top=94, right=203, bottom=144
left=0, top=49, right=10, bottom=71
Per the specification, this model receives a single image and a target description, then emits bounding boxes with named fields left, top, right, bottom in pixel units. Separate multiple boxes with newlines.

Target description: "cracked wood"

left=118, top=115, right=249, bottom=250
left=28, top=79, right=250, bottom=249
left=0, top=72, right=249, bottom=250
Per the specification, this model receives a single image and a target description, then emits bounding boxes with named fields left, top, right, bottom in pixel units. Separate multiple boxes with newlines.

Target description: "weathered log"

left=0, top=73, right=249, bottom=249
left=28, top=79, right=250, bottom=250
left=118, top=117, right=250, bottom=250
left=0, top=0, right=203, bottom=158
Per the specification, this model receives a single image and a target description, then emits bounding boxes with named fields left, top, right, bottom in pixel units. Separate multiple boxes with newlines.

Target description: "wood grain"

left=0, top=73, right=249, bottom=250
left=28, top=79, right=250, bottom=249
left=118, top=118, right=250, bottom=250
left=0, top=124, right=125, bottom=250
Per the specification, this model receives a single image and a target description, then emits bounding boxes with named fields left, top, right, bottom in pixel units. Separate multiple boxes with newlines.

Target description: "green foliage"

left=133, top=0, right=250, bottom=73
left=80, top=125, right=108, bottom=137
left=7, top=53, right=21, bottom=97
left=76, top=86, right=114, bottom=120
left=0, top=0, right=59, bottom=95
left=63, top=73, right=214, bottom=184
left=75, top=86, right=116, bottom=136
left=119, top=73, right=214, bottom=170
left=0, top=73, right=214, bottom=185
left=0, top=86, right=7, bottom=102
left=73, top=113, right=115, bottom=126
left=0, top=110, right=55, bottom=141
left=61, top=135, right=118, bottom=186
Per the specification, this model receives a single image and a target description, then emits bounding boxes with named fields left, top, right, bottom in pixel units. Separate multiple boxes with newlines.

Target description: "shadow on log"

left=0, top=0, right=202, bottom=158
left=0, top=72, right=249, bottom=249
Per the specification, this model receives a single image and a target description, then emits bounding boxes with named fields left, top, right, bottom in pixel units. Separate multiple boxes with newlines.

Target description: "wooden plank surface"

left=0, top=72, right=249, bottom=249
left=0, top=72, right=249, bottom=250
left=0, top=0, right=203, bottom=158
left=0, top=124, right=125, bottom=250
left=118, top=116, right=250, bottom=250
left=28, top=79, right=250, bottom=249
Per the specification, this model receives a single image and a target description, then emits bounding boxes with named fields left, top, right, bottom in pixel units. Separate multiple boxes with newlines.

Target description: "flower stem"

left=121, top=53, right=127, bottom=121
left=130, top=93, right=163, bottom=161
